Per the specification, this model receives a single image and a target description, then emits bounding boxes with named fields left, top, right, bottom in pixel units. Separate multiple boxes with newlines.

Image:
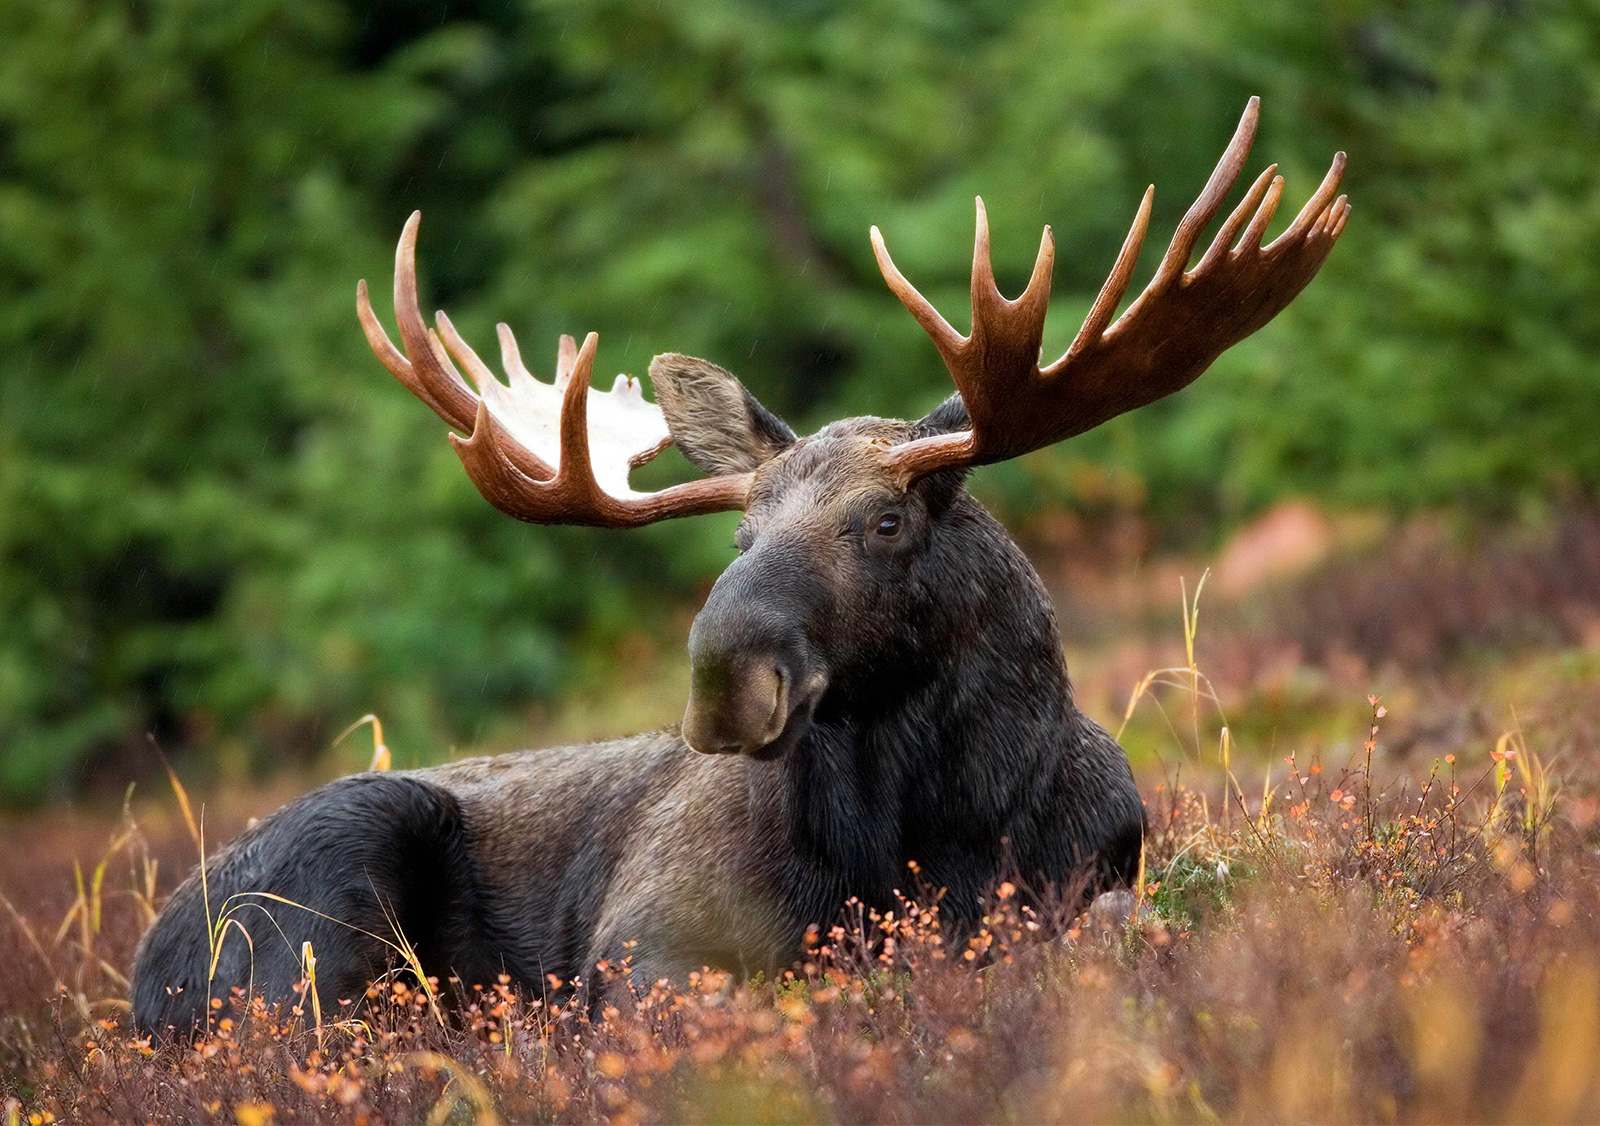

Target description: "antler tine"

left=1193, top=163, right=1278, bottom=275
left=971, top=197, right=1001, bottom=314
left=555, top=332, right=602, bottom=489
left=435, top=310, right=500, bottom=395
left=1269, top=150, right=1347, bottom=251
left=1020, top=223, right=1056, bottom=320
left=496, top=322, right=543, bottom=397
left=449, top=331, right=599, bottom=501
left=356, top=284, right=470, bottom=433
left=391, top=212, right=479, bottom=430
left=555, top=333, right=579, bottom=387
left=1329, top=195, right=1351, bottom=239
left=870, top=224, right=964, bottom=361
left=356, top=216, right=498, bottom=434
left=1232, top=171, right=1286, bottom=255
left=355, top=279, right=415, bottom=393
left=1055, top=185, right=1154, bottom=367
left=1151, top=96, right=1260, bottom=288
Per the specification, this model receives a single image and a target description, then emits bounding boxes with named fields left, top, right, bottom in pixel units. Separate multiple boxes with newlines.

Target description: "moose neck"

left=777, top=494, right=1074, bottom=915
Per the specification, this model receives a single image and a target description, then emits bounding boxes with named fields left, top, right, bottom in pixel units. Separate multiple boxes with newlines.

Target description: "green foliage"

left=1146, top=853, right=1252, bottom=928
left=1, top=0, right=1596, bottom=800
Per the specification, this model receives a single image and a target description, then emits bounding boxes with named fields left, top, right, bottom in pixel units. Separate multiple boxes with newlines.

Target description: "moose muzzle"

left=681, top=549, right=826, bottom=759
left=682, top=655, right=793, bottom=757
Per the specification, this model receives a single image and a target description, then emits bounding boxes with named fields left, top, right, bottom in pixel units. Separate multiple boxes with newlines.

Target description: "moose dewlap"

left=132, top=98, right=1347, bottom=1035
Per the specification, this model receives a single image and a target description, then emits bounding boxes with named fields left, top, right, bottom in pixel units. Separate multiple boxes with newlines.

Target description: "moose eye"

left=873, top=513, right=902, bottom=538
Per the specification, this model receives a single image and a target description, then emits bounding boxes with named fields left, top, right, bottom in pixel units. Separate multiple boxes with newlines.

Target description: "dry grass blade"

left=334, top=714, right=390, bottom=772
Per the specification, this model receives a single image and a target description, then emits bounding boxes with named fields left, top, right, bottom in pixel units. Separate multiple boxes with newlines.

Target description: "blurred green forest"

left=1, top=0, right=1596, bottom=801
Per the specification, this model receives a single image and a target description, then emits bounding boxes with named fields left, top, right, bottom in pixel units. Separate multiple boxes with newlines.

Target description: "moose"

left=132, top=98, right=1347, bottom=1034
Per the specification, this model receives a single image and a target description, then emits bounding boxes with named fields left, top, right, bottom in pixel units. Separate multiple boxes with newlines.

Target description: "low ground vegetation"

left=3, top=583, right=1597, bottom=1122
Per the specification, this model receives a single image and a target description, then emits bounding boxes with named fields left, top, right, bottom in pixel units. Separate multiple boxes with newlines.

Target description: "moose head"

left=357, top=97, right=1347, bottom=763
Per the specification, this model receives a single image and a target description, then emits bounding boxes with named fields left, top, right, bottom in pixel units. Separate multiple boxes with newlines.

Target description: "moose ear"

left=648, top=354, right=796, bottom=476
left=913, top=392, right=970, bottom=438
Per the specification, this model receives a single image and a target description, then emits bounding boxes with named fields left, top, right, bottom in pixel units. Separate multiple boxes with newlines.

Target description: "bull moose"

left=132, top=98, right=1347, bottom=1034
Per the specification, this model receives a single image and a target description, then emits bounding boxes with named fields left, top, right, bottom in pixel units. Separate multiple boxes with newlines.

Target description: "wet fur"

left=133, top=400, right=1143, bottom=1036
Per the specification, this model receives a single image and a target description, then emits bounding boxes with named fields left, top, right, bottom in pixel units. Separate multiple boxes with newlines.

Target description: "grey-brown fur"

left=132, top=369, right=1144, bottom=1036
left=647, top=354, right=794, bottom=474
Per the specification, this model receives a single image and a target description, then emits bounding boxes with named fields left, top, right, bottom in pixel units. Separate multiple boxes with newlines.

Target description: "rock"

left=1087, top=889, right=1138, bottom=935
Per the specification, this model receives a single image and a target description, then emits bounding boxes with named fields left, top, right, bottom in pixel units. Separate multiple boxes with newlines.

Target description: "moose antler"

left=357, top=212, right=751, bottom=527
left=872, top=97, right=1350, bottom=482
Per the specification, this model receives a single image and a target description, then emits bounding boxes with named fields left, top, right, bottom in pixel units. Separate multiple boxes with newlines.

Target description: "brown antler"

left=872, top=97, right=1350, bottom=482
left=357, top=212, right=751, bottom=527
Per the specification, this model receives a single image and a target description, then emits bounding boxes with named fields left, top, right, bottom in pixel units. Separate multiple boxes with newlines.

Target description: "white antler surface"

left=436, top=317, right=671, bottom=500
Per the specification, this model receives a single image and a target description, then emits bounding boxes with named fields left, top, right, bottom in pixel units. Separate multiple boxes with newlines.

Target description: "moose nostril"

left=765, top=665, right=789, bottom=733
